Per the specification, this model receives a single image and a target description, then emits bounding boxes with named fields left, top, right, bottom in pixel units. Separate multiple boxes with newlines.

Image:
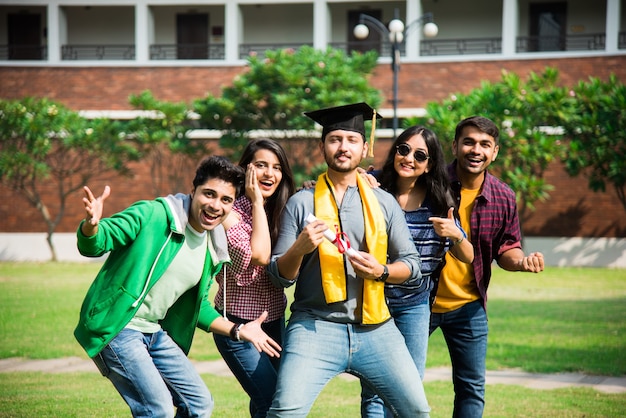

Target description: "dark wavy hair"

left=379, top=126, right=456, bottom=217
left=238, top=138, right=296, bottom=243
left=193, top=155, right=245, bottom=198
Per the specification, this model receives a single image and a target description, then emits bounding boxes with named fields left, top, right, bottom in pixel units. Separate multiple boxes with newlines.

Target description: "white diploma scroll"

left=305, top=213, right=360, bottom=257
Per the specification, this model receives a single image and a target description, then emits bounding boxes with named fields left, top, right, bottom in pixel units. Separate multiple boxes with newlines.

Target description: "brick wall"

left=0, top=66, right=238, bottom=109
left=1, top=137, right=624, bottom=237
left=2, top=56, right=625, bottom=110
left=1, top=55, right=625, bottom=237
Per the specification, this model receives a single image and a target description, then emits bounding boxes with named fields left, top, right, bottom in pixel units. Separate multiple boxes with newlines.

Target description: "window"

left=529, top=2, right=567, bottom=52
left=177, top=13, right=209, bottom=59
left=8, top=13, right=42, bottom=60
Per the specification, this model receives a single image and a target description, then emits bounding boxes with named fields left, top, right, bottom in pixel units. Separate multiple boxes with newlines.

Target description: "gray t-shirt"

left=267, top=185, right=421, bottom=324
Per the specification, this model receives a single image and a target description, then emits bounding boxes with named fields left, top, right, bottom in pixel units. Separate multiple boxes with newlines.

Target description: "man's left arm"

left=498, top=248, right=545, bottom=273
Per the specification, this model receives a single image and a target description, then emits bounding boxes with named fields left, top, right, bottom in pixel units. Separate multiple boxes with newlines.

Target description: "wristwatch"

left=375, top=265, right=389, bottom=282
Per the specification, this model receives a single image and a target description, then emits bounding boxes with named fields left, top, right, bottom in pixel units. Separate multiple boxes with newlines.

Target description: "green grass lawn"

left=1, top=372, right=625, bottom=417
left=0, top=262, right=625, bottom=416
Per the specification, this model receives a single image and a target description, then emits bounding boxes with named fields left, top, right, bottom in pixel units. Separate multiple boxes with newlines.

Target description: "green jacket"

left=74, top=193, right=229, bottom=358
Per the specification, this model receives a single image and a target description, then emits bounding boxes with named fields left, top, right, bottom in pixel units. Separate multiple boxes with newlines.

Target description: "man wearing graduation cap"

left=266, top=103, right=430, bottom=417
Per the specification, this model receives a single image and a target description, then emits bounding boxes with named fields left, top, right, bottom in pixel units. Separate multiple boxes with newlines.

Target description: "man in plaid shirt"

left=430, top=116, right=544, bottom=417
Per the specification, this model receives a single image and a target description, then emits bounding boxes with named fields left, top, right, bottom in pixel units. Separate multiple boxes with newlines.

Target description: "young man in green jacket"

left=75, top=156, right=281, bottom=417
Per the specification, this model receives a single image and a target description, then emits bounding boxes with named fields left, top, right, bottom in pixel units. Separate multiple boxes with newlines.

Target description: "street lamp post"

left=354, top=10, right=438, bottom=136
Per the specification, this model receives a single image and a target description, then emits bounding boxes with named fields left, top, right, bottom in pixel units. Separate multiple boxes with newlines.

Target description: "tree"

left=193, top=46, right=382, bottom=184
left=125, top=91, right=207, bottom=195
left=0, top=97, right=139, bottom=261
left=409, top=67, right=573, bottom=226
left=561, top=74, right=626, bottom=213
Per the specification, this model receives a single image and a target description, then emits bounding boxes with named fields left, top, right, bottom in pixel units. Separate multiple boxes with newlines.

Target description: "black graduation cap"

left=304, top=102, right=382, bottom=157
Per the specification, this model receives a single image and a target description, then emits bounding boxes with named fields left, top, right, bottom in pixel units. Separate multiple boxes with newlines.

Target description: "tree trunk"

left=46, top=231, right=58, bottom=262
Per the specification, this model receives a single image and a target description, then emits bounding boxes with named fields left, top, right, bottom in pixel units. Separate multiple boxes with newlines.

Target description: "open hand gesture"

left=239, top=311, right=282, bottom=357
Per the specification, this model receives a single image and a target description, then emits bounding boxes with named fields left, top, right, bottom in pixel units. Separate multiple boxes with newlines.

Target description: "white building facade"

left=1, top=0, right=624, bottom=66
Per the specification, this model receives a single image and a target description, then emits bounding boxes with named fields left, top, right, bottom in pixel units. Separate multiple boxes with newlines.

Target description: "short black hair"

left=455, top=116, right=500, bottom=144
left=193, top=156, right=245, bottom=198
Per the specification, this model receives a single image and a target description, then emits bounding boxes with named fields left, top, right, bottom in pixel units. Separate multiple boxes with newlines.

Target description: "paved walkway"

left=1, top=357, right=625, bottom=394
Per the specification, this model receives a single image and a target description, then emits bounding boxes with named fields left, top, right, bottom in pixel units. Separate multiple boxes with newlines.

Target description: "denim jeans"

left=266, top=316, right=430, bottom=418
left=213, top=315, right=284, bottom=418
left=429, top=299, right=488, bottom=418
left=93, top=328, right=213, bottom=417
left=360, top=300, right=431, bottom=417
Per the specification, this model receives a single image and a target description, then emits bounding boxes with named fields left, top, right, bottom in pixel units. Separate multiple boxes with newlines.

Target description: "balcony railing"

left=2, top=32, right=623, bottom=62
left=61, top=45, right=135, bottom=60
left=330, top=41, right=403, bottom=57
left=337, top=33, right=614, bottom=57
left=620, top=32, right=626, bottom=49
left=150, top=44, right=225, bottom=60
left=239, top=43, right=313, bottom=59
left=421, top=38, right=502, bottom=56
left=517, top=33, right=605, bottom=52
left=335, top=38, right=501, bottom=57
left=0, top=45, right=47, bottom=60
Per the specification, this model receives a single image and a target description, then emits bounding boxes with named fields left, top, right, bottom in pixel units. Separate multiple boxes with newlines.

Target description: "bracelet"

left=453, top=236, right=464, bottom=246
left=229, top=323, right=243, bottom=342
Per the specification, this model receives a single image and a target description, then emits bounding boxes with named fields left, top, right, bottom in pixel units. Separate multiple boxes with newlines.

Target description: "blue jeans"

left=266, top=316, right=430, bottom=418
left=429, top=299, right=488, bottom=418
left=360, top=300, right=431, bottom=417
left=213, top=315, right=284, bottom=418
left=93, top=328, right=213, bottom=417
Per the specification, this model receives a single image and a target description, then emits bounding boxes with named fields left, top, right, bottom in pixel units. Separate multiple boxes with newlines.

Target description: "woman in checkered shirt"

left=213, top=138, right=295, bottom=418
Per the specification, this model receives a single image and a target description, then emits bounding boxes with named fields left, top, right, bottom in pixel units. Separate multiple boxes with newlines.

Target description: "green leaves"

left=410, top=67, right=626, bottom=221
left=562, top=74, right=626, bottom=210
left=0, top=97, right=142, bottom=260
left=193, top=46, right=381, bottom=161
left=409, top=67, right=578, bottom=224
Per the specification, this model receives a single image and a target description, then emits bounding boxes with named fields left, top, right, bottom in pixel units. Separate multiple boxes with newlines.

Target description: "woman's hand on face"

left=245, top=163, right=264, bottom=204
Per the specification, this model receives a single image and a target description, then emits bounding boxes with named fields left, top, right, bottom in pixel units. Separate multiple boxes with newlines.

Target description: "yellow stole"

left=314, top=172, right=391, bottom=325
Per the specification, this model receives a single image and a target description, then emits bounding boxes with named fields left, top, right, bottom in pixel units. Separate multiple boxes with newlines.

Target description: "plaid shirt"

left=448, top=162, right=522, bottom=309
left=214, top=196, right=287, bottom=322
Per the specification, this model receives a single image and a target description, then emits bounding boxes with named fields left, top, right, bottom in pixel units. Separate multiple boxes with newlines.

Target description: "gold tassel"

left=368, top=109, right=377, bottom=158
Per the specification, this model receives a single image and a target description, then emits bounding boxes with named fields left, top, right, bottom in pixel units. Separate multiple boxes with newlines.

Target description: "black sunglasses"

left=396, top=143, right=430, bottom=162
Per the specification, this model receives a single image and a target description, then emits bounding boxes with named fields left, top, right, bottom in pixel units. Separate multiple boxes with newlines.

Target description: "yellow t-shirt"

left=431, top=187, right=480, bottom=313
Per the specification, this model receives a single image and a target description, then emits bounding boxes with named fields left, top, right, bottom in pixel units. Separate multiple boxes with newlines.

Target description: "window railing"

left=0, top=45, right=48, bottom=60
left=150, top=44, right=225, bottom=60
left=238, top=43, right=313, bottom=59
left=61, top=45, right=135, bottom=60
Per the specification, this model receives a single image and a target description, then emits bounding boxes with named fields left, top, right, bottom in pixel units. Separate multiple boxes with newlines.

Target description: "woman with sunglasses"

left=361, top=126, right=474, bottom=417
